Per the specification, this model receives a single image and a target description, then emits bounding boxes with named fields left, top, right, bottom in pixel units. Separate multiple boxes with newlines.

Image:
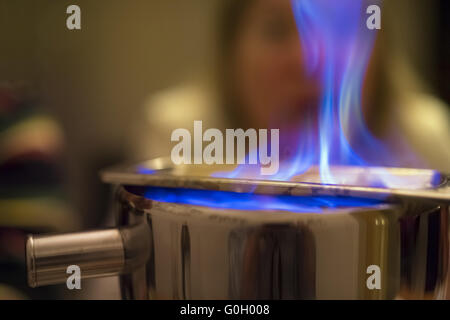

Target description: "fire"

left=292, top=0, right=387, bottom=184
left=213, top=0, right=426, bottom=188
left=144, top=187, right=383, bottom=213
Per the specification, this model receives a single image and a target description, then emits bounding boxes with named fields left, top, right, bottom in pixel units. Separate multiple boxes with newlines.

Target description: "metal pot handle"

left=26, top=223, right=150, bottom=288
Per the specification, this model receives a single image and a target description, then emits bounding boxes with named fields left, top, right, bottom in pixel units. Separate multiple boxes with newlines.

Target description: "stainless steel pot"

left=26, top=163, right=450, bottom=299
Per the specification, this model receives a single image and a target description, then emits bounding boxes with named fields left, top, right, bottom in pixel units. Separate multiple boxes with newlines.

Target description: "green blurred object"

left=0, top=84, right=79, bottom=300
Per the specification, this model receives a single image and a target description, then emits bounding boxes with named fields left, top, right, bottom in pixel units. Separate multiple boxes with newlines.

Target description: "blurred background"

left=0, top=0, right=449, bottom=299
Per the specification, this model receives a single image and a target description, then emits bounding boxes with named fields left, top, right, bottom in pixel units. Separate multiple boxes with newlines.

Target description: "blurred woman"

left=128, top=0, right=450, bottom=172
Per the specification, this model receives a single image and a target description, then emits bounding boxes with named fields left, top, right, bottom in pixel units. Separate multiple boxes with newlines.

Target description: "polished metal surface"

left=27, top=229, right=124, bottom=287
left=26, top=224, right=150, bottom=288
left=25, top=158, right=450, bottom=299
left=25, top=185, right=450, bottom=299
left=100, top=158, right=450, bottom=203
left=116, top=186, right=449, bottom=300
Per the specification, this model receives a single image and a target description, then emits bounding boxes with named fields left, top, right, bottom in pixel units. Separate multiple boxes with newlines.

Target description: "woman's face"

left=231, top=0, right=320, bottom=130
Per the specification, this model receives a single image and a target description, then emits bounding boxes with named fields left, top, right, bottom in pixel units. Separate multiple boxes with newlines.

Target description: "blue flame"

left=214, top=0, right=401, bottom=186
left=292, top=0, right=390, bottom=183
left=144, top=187, right=383, bottom=213
left=138, top=0, right=432, bottom=197
left=133, top=1, right=437, bottom=212
left=137, top=166, right=156, bottom=174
